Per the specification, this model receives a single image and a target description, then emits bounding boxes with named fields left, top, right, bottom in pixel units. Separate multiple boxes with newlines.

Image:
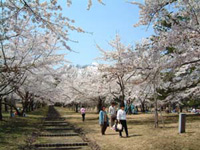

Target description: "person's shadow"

left=106, top=133, right=119, bottom=135
left=105, top=133, right=142, bottom=137
left=127, top=134, right=142, bottom=138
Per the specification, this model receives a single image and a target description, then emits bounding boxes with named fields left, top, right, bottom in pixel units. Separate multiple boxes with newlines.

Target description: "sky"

left=59, top=0, right=154, bottom=66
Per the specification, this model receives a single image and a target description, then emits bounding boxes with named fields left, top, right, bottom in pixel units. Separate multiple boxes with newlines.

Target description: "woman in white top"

left=117, top=103, right=129, bottom=137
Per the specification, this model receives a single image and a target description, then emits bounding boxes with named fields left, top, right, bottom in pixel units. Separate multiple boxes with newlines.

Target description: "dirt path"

left=34, top=106, right=91, bottom=150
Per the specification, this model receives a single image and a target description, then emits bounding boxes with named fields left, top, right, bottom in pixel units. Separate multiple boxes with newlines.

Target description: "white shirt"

left=109, top=106, right=116, bottom=115
left=117, top=109, right=126, bottom=120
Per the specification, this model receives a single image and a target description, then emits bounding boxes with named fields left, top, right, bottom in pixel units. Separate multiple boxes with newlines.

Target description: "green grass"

left=0, top=107, right=48, bottom=150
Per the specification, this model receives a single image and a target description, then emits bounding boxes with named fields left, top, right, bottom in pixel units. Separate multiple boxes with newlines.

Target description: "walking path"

left=34, top=106, right=91, bottom=150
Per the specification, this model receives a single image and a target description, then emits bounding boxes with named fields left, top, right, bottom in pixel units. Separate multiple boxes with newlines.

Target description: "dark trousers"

left=101, top=122, right=107, bottom=135
left=119, top=120, right=128, bottom=137
left=82, top=114, right=85, bottom=121
left=110, top=115, right=116, bottom=127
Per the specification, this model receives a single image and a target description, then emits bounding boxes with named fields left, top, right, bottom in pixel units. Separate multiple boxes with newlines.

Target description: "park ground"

left=0, top=107, right=200, bottom=150
left=58, top=107, right=200, bottom=150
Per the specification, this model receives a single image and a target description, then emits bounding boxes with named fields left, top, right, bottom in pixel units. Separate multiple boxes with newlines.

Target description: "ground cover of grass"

left=0, top=107, right=48, bottom=150
left=57, top=107, right=200, bottom=150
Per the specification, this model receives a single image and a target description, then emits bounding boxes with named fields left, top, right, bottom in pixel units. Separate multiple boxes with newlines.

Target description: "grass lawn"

left=57, top=107, right=200, bottom=150
left=0, top=107, right=48, bottom=150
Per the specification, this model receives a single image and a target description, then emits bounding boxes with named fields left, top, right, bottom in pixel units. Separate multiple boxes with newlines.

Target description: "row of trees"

left=0, top=0, right=105, bottom=120
left=0, top=0, right=85, bottom=120
left=59, top=0, right=200, bottom=127
left=132, top=0, right=200, bottom=127
left=107, top=0, right=199, bottom=127
left=0, top=0, right=199, bottom=128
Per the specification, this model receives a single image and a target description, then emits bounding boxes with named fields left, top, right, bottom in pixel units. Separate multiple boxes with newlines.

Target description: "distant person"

left=196, top=109, right=200, bottom=114
left=80, top=106, right=86, bottom=122
left=126, top=99, right=132, bottom=114
left=136, top=106, right=138, bottom=112
left=23, top=112, right=26, bottom=117
left=117, top=103, right=129, bottom=137
left=191, top=108, right=196, bottom=113
left=131, top=103, right=135, bottom=114
left=165, top=107, right=169, bottom=113
left=109, top=101, right=116, bottom=129
left=14, top=111, right=18, bottom=116
left=99, top=106, right=109, bottom=135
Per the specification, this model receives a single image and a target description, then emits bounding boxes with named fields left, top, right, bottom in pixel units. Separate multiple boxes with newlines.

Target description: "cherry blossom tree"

left=0, top=21, right=69, bottom=119
left=130, top=0, right=200, bottom=127
left=57, top=64, right=111, bottom=113
left=0, top=0, right=84, bottom=119
left=96, top=34, right=137, bottom=103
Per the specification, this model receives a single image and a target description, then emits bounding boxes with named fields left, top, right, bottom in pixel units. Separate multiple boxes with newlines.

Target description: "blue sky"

left=60, top=0, right=154, bottom=66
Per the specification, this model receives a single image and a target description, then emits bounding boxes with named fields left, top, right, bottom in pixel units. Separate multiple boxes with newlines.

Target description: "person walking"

left=109, top=101, right=116, bottom=129
left=117, top=103, right=129, bottom=137
left=99, top=106, right=109, bottom=135
left=80, top=106, right=86, bottom=122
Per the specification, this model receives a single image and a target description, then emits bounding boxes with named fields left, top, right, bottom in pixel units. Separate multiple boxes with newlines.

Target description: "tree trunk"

left=31, top=102, right=34, bottom=111
left=4, top=98, right=8, bottom=112
left=180, top=106, right=183, bottom=112
left=37, top=102, right=41, bottom=109
left=119, top=95, right=125, bottom=106
left=154, top=100, right=159, bottom=128
left=154, top=83, right=159, bottom=128
left=168, top=102, right=171, bottom=113
left=42, top=102, right=46, bottom=107
left=36, top=102, right=41, bottom=109
left=75, top=104, right=78, bottom=113
left=97, top=96, right=104, bottom=113
left=10, top=106, right=13, bottom=118
left=24, top=92, right=30, bottom=113
left=28, top=101, right=32, bottom=112
left=0, top=97, right=2, bottom=121
left=31, top=95, right=34, bottom=111
left=141, top=102, right=145, bottom=113
left=29, top=102, right=31, bottom=112
left=117, top=75, right=125, bottom=105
